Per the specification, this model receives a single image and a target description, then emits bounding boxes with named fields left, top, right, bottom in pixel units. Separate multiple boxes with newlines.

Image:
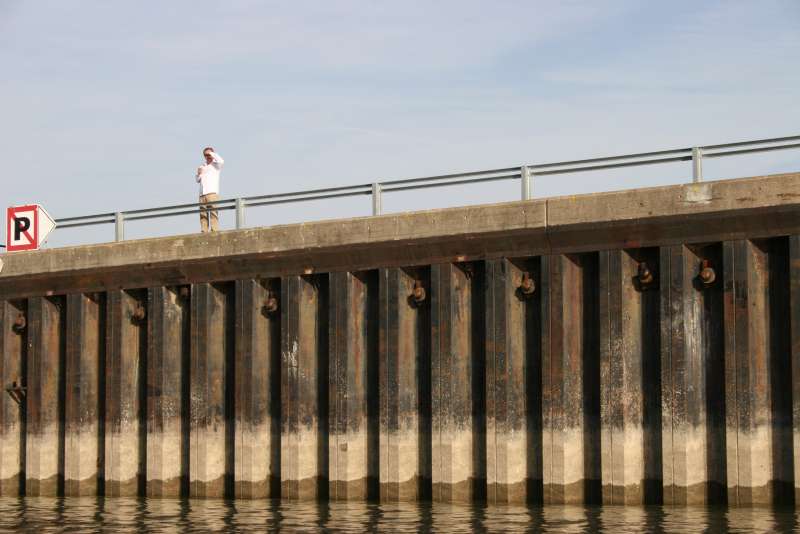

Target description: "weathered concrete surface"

left=2, top=173, right=799, bottom=300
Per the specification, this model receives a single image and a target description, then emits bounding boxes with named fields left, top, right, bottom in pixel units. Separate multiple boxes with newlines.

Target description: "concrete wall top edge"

left=0, top=172, right=798, bottom=296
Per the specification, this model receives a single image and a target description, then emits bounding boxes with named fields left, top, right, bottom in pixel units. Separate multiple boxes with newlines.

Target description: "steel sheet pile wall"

left=0, top=238, right=799, bottom=505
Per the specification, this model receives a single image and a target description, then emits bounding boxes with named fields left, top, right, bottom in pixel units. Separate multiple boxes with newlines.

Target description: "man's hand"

left=196, top=166, right=204, bottom=177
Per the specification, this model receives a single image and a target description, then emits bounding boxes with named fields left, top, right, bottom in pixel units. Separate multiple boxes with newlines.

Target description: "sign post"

left=6, top=205, right=56, bottom=252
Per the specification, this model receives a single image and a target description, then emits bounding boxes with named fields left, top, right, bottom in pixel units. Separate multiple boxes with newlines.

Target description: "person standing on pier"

left=196, top=146, right=224, bottom=232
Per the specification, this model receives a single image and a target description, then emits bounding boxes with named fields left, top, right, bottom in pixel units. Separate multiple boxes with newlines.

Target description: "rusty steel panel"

left=791, top=236, right=800, bottom=505
left=64, top=293, right=103, bottom=497
left=328, top=271, right=379, bottom=501
left=599, top=249, right=662, bottom=505
left=189, top=282, right=233, bottom=498
left=25, top=296, right=64, bottom=497
left=724, top=239, right=793, bottom=505
left=280, top=275, right=328, bottom=500
left=0, top=300, right=26, bottom=496
left=234, top=279, right=280, bottom=498
left=8, top=228, right=800, bottom=504
left=146, top=286, right=189, bottom=497
left=542, top=254, right=600, bottom=504
left=379, top=267, right=431, bottom=502
left=431, top=262, right=486, bottom=503
left=485, top=258, right=540, bottom=504
left=104, top=290, right=146, bottom=497
left=660, top=245, right=726, bottom=505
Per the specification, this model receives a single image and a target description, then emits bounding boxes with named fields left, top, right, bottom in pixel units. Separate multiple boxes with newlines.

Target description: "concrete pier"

left=1, top=172, right=800, bottom=505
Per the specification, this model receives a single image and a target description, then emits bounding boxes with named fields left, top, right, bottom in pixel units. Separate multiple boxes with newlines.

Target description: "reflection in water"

left=0, top=498, right=796, bottom=533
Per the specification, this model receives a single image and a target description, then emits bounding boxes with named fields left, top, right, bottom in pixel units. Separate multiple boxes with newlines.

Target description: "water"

left=0, top=499, right=797, bottom=533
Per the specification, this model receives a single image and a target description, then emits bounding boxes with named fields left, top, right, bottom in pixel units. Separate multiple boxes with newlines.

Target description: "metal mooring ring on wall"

left=264, top=293, right=279, bottom=314
left=698, top=259, right=716, bottom=287
left=636, top=262, right=657, bottom=291
left=412, top=280, right=427, bottom=306
left=131, top=304, right=147, bottom=323
left=519, top=272, right=536, bottom=298
left=12, top=314, right=26, bottom=334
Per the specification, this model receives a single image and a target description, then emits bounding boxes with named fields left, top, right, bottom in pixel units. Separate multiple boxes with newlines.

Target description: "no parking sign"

left=6, top=204, right=56, bottom=252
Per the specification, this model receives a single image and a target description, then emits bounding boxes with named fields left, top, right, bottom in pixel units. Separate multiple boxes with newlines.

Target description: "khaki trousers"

left=199, top=192, right=219, bottom=233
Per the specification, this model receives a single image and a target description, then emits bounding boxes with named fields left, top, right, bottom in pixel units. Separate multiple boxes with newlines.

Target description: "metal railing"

left=54, top=135, right=800, bottom=242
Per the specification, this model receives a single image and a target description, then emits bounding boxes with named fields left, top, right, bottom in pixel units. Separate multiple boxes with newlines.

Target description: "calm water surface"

left=0, top=498, right=797, bottom=533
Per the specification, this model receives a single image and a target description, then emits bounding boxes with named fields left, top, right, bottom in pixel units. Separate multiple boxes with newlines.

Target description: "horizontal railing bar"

left=56, top=212, right=116, bottom=223
left=381, top=167, right=522, bottom=187
left=383, top=173, right=521, bottom=193
left=528, top=148, right=691, bottom=170
left=245, top=183, right=372, bottom=202
left=245, top=189, right=372, bottom=209
left=703, top=142, right=800, bottom=159
left=702, top=135, right=800, bottom=151
left=55, top=219, right=115, bottom=229
left=124, top=199, right=235, bottom=216
left=125, top=205, right=237, bottom=222
left=532, top=155, right=691, bottom=176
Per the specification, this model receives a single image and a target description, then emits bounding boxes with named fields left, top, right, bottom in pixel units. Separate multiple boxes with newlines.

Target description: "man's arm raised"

left=209, top=152, right=224, bottom=168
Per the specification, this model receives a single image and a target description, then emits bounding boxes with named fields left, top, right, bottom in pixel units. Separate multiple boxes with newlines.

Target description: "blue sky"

left=2, top=1, right=799, bottom=247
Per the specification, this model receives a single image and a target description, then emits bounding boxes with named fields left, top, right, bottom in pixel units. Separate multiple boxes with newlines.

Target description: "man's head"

left=203, top=147, right=214, bottom=163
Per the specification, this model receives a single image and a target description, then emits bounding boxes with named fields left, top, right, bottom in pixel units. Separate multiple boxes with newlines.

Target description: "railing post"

left=372, top=183, right=382, bottom=216
left=115, top=212, right=124, bottom=242
left=692, top=147, right=703, bottom=183
left=521, top=165, right=532, bottom=200
left=235, top=198, right=245, bottom=229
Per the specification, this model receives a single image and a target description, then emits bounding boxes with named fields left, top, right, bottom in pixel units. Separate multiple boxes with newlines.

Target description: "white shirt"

left=196, top=152, right=224, bottom=196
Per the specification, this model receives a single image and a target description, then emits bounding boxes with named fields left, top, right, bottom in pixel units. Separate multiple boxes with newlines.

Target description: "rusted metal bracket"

left=131, top=304, right=147, bottom=323
left=518, top=272, right=536, bottom=298
left=636, top=262, right=657, bottom=291
left=409, top=280, right=427, bottom=307
left=12, top=313, right=26, bottom=334
left=5, top=381, right=26, bottom=406
left=178, top=285, right=191, bottom=300
left=698, top=259, right=716, bottom=287
left=263, top=292, right=280, bottom=315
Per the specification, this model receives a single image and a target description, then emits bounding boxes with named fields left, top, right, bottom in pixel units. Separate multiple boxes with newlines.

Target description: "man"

left=196, top=147, right=224, bottom=232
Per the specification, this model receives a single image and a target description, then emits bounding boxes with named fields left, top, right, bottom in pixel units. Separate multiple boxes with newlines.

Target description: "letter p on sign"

left=6, top=205, right=56, bottom=252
